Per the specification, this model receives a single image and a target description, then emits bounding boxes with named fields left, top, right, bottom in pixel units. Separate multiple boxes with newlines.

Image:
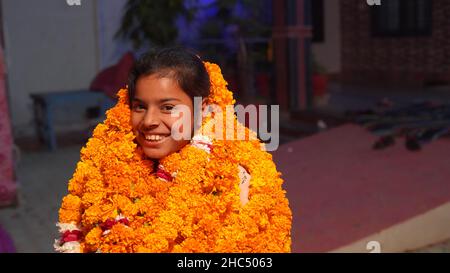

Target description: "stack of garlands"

left=55, top=62, right=292, bottom=253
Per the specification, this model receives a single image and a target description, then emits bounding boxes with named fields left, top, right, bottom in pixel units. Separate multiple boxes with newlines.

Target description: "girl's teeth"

left=145, top=135, right=164, bottom=141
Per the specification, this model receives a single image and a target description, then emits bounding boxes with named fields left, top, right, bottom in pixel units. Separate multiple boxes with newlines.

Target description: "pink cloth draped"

left=0, top=45, right=17, bottom=207
left=0, top=224, right=15, bottom=252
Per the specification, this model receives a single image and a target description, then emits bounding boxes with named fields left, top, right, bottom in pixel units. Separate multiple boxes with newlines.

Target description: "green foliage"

left=115, top=0, right=194, bottom=48
left=116, top=0, right=271, bottom=51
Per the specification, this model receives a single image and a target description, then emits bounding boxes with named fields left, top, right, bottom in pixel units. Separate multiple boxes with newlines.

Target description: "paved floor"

left=0, top=145, right=82, bottom=252
left=273, top=124, right=450, bottom=253
left=408, top=240, right=450, bottom=253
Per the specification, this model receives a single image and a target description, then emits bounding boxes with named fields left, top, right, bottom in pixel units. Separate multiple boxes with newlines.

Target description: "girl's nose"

left=142, top=108, right=160, bottom=128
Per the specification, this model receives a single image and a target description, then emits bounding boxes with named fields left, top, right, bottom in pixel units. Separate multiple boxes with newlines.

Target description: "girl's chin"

left=138, top=139, right=190, bottom=160
left=142, top=147, right=170, bottom=160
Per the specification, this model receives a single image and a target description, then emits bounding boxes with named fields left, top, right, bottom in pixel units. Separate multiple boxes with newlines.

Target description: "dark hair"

left=127, top=47, right=211, bottom=106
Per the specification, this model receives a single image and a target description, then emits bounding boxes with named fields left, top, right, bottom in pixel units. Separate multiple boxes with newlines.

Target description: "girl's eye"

left=132, top=104, right=146, bottom=112
left=161, top=104, right=175, bottom=112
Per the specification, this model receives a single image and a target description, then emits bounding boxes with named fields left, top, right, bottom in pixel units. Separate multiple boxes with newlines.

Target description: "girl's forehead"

left=137, top=73, right=178, bottom=86
left=136, top=75, right=178, bottom=93
left=134, top=75, right=190, bottom=101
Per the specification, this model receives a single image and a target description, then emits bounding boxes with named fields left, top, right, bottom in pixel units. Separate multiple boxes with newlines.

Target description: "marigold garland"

left=55, top=62, right=292, bottom=253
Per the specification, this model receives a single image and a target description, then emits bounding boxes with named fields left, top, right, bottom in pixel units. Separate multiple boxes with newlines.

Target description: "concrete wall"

left=2, top=0, right=98, bottom=138
left=311, top=0, right=341, bottom=75
left=96, top=0, right=133, bottom=69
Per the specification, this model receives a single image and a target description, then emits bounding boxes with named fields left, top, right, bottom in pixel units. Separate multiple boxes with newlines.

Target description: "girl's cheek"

left=130, top=112, right=137, bottom=126
left=131, top=112, right=143, bottom=130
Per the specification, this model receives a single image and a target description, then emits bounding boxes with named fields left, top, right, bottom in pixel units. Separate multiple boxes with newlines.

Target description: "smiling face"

left=131, top=74, right=194, bottom=160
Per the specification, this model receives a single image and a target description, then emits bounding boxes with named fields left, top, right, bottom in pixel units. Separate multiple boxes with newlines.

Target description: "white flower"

left=191, top=134, right=213, bottom=153
left=54, top=222, right=82, bottom=253
left=53, top=240, right=81, bottom=253
left=56, top=222, right=80, bottom=233
left=115, top=214, right=127, bottom=221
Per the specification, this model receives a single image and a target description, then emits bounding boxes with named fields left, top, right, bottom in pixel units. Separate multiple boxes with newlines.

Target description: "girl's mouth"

left=140, top=133, right=169, bottom=147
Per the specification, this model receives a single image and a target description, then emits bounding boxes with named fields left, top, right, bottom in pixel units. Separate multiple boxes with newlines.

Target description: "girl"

left=55, top=47, right=292, bottom=253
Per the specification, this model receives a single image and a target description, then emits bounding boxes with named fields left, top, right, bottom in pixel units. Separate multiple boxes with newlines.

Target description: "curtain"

left=0, top=45, right=17, bottom=207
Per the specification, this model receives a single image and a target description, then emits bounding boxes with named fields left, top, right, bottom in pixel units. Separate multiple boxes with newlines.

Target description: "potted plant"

left=115, top=0, right=193, bottom=48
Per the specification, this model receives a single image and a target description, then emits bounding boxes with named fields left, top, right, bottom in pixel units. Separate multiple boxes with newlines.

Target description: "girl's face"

left=131, top=74, right=194, bottom=160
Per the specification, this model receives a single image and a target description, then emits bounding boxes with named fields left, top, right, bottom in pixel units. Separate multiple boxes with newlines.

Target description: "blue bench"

left=30, top=90, right=115, bottom=151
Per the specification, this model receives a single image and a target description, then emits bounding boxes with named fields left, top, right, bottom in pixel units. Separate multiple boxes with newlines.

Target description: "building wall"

left=340, top=0, right=450, bottom=87
left=96, top=0, right=133, bottom=70
left=311, top=0, right=341, bottom=75
left=2, top=0, right=98, bottom=138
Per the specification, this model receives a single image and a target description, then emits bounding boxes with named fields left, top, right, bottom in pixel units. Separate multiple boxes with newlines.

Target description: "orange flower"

left=59, top=208, right=81, bottom=223
left=61, top=194, right=81, bottom=211
left=55, top=61, right=292, bottom=253
left=84, top=226, right=103, bottom=250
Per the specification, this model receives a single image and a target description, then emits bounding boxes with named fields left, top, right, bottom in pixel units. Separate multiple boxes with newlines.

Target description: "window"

left=312, top=0, right=324, bottom=42
left=371, top=0, right=432, bottom=37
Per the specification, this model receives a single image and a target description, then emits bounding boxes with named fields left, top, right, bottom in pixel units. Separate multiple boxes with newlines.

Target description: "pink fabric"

left=0, top=224, right=15, bottom=253
left=0, top=45, right=17, bottom=207
left=90, top=52, right=135, bottom=99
